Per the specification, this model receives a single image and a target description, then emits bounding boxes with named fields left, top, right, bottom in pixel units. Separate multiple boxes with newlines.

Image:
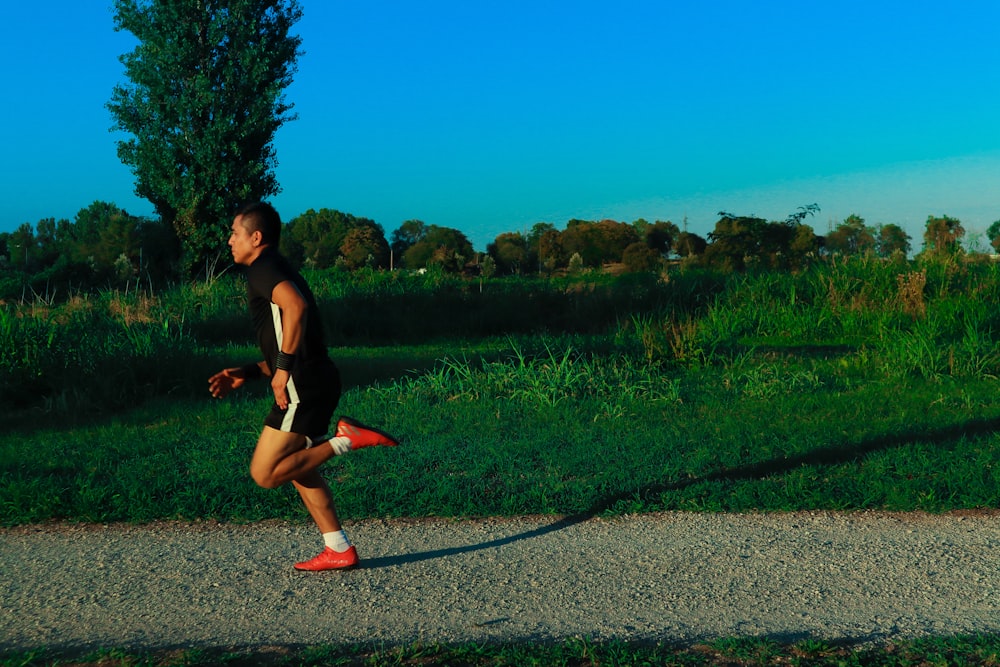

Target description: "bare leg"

left=249, top=426, right=336, bottom=489
left=249, top=426, right=340, bottom=532
left=249, top=427, right=357, bottom=570
left=292, top=470, right=341, bottom=534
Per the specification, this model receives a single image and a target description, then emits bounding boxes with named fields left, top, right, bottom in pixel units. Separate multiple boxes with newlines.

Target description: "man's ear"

left=251, top=230, right=263, bottom=247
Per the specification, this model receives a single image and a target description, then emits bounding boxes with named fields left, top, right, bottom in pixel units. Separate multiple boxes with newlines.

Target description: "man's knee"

left=250, top=427, right=305, bottom=488
left=250, top=462, right=282, bottom=489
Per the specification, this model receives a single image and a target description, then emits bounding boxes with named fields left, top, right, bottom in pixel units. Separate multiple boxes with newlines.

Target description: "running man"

left=208, top=201, right=398, bottom=571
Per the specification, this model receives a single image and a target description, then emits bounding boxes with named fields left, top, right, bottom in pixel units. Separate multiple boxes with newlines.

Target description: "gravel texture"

left=1, top=511, right=998, bottom=655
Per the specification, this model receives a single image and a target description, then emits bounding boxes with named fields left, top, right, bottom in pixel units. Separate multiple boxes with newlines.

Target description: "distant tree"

left=108, top=0, right=303, bottom=278
left=559, top=219, right=601, bottom=267
left=560, top=219, right=639, bottom=267
left=877, top=223, right=911, bottom=258
left=826, top=214, right=876, bottom=256
left=644, top=220, right=681, bottom=255
left=527, top=222, right=559, bottom=273
left=784, top=205, right=821, bottom=269
left=33, top=218, right=63, bottom=270
left=489, top=232, right=529, bottom=275
left=786, top=203, right=821, bottom=225
left=674, top=231, right=707, bottom=258
left=594, top=219, right=640, bottom=264
left=621, top=242, right=661, bottom=273
left=526, top=222, right=556, bottom=248
left=567, top=251, right=584, bottom=274
left=758, top=220, right=799, bottom=269
left=704, top=214, right=747, bottom=270
left=95, top=205, right=143, bottom=271
left=788, top=223, right=820, bottom=268
left=704, top=213, right=770, bottom=271
left=390, top=219, right=427, bottom=263
left=7, top=223, right=36, bottom=273
left=704, top=208, right=815, bottom=271
left=536, top=227, right=562, bottom=274
left=45, top=202, right=148, bottom=283
left=0, top=227, right=31, bottom=298
left=283, top=209, right=384, bottom=270
left=340, top=225, right=390, bottom=270
left=922, top=215, right=965, bottom=257
left=631, top=218, right=651, bottom=235
left=402, top=225, right=474, bottom=272
left=987, top=220, right=1000, bottom=253
left=479, top=253, right=496, bottom=281
left=2, top=202, right=172, bottom=292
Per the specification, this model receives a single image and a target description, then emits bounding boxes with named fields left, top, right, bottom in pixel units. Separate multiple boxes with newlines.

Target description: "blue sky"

left=2, top=1, right=999, bottom=251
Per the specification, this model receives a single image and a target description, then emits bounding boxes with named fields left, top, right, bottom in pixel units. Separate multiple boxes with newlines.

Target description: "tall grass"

left=0, top=268, right=707, bottom=415
left=0, top=290, right=203, bottom=414
left=378, top=342, right=682, bottom=413
left=308, top=267, right=684, bottom=344
left=5, top=254, right=1000, bottom=417
left=624, top=256, right=1000, bottom=382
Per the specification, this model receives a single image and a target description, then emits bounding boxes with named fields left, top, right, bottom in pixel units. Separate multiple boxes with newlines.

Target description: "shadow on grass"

left=360, top=416, right=1000, bottom=571
left=586, top=415, right=1000, bottom=514
left=336, top=355, right=441, bottom=391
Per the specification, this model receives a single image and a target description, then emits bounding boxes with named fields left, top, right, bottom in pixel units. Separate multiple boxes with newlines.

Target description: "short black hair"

left=236, top=202, right=282, bottom=246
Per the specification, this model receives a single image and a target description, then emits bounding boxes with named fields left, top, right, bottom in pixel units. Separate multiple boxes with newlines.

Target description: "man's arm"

left=269, top=280, right=308, bottom=410
left=208, top=361, right=266, bottom=399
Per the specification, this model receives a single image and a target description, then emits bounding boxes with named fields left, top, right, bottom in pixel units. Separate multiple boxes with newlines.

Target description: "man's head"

left=230, top=202, right=281, bottom=266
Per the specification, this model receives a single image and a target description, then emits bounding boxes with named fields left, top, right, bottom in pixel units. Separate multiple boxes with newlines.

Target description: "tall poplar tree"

left=108, top=0, right=303, bottom=278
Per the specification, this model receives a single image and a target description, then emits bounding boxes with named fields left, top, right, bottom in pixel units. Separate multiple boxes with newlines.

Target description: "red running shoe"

left=336, top=416, right=399, bottom=449
left=294, top=546, right=360, bottom=571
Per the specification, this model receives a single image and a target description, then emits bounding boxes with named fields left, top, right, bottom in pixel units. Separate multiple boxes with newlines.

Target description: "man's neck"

left=246, top=244, right=271, bottom=265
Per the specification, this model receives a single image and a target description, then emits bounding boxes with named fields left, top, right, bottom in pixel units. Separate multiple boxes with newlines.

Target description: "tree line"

left=0, top=199, right=990, bottom=303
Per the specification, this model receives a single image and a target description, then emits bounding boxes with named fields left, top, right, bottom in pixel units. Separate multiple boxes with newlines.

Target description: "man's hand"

left=208, top=367, right=247, bottom=399
left=271, top=368, right=290, bottom=410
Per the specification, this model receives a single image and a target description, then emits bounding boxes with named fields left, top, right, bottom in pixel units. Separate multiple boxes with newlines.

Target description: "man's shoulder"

left=248, top=248, right=290, bottom=275
left=247, top=248, right=300, bottom=294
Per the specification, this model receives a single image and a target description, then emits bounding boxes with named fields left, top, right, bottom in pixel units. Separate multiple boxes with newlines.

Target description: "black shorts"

left=263, top=358, right=341, bottom=441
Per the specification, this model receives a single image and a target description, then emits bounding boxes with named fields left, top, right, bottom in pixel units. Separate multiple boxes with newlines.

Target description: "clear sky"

left=2, top=1, right=999, bottom=251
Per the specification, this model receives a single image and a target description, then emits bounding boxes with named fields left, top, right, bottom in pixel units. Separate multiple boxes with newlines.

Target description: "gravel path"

left=1, top=511, right=998, bottom=655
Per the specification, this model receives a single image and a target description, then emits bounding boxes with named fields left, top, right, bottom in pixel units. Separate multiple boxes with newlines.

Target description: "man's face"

left=229, top=215, right=261, bottom=265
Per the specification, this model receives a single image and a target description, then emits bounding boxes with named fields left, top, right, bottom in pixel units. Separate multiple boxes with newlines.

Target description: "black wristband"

left=241, top=363, right=263, bottom=380
left=275, top=351, right=296, bottom=371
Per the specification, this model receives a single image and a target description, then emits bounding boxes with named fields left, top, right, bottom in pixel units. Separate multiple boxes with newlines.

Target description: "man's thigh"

left=250, top=426, right=307, bottom=478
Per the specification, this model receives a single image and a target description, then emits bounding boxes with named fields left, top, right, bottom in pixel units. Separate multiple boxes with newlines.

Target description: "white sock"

left=323, top=529, right=351, bottom=553
left=328, top=436, right=352, bottom=456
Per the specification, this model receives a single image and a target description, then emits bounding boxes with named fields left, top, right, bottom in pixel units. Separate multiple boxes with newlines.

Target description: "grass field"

left=2, top=256, right=999, bottom=665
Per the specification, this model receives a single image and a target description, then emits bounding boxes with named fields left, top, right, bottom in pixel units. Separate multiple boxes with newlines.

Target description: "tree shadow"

left=359, top=416, right=1000, bottom=570
left=587, top=415, right=1000, bottom=514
